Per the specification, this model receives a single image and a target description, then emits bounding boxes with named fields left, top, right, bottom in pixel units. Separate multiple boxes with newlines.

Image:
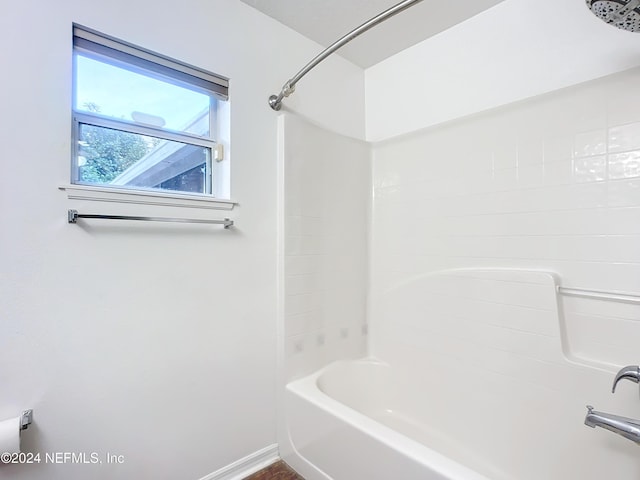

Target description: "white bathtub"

left=281, top=269, right=640, bottom=479
left=283, top=359, right=496, bottom=480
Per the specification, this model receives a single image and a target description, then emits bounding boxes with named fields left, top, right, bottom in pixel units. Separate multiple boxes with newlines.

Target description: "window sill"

left=59, top=184, right=237, bottom=211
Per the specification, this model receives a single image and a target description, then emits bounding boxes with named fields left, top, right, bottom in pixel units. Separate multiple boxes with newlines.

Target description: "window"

left=71, top=25, right=229, bottom=198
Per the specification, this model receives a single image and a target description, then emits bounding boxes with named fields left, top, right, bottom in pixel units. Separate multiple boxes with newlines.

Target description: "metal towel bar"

left=67, top=209, right=233, bottom=228
left=557, top=286, right=640, bottom=305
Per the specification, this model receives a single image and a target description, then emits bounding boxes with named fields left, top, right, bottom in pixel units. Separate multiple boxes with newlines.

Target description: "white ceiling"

left=239, top=0, right=507, bottom=68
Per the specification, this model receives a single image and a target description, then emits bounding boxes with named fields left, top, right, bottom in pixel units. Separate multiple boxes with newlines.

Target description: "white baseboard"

left=198, top=444, right=280, bottom=480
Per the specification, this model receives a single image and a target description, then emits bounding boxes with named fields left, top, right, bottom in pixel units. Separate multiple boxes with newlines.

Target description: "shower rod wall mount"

left=269, top=0, right=424, bottom=111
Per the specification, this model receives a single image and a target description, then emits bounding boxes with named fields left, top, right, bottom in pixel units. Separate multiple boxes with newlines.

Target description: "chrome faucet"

left=584, top=405, right=640, bottom=444
left=584, top=365, right=640, bottom=444
left=612, top=365, right=640, bottom=393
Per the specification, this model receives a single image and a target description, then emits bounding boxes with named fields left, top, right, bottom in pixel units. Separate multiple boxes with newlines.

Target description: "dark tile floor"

left=244, top=460, right=305, bottom=480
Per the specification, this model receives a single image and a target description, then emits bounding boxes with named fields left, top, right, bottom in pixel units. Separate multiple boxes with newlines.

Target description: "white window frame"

left=69, top=24, right=231, bottom=204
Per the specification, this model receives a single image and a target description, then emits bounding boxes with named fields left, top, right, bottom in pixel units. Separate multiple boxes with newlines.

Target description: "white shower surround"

left=280, top=66, right=640, bottom=479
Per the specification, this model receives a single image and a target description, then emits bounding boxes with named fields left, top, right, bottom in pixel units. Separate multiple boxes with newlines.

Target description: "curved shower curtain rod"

left=268, top=0, right=424, bottom=111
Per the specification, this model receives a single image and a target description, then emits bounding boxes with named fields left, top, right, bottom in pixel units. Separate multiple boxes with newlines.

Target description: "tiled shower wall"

left=281, top=115, right=370, bottom=380
left=371, top=67, right=640, bottom=368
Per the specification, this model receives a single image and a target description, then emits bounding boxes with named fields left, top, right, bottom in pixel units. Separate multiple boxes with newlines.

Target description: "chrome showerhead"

left=586, top=0, right=640, bottom=32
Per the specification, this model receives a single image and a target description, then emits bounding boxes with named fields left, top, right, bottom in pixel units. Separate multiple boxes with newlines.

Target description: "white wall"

left=0, top=1, right=364, bottom=479
left=370, top=67, right=640, bottom=479
left=365, top=0, right=640, bottom=142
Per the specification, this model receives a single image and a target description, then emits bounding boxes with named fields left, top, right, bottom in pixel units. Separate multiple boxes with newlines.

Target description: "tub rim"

left=286, top=357, right=493, bottom=480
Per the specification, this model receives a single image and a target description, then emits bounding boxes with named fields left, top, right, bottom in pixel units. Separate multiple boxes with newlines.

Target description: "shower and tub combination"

left=274, top=1, right=640, bottom=479
left=279, top=261, right=640, bottom=480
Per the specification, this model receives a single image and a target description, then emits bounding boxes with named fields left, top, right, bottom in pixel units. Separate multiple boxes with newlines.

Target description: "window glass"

left=77, top=124, right=211, bottom=194
left=75, top=54, right=211, bottom=137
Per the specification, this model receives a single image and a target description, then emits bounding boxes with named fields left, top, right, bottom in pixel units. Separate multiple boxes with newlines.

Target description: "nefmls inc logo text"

left=1, top=451, right=125, bottom=465
left=47, top=452, right=101, bottom=464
